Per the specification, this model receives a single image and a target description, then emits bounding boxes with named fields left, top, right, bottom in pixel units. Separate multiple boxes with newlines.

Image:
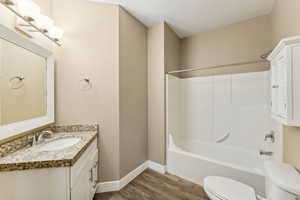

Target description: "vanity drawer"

left=71, top=139, right=97, bottom=188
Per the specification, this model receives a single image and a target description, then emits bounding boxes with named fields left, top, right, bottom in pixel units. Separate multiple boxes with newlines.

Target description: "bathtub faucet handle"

left=264, top=131, right=275, bottom=143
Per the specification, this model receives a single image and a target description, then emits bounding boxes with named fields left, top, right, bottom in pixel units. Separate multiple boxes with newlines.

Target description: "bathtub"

left=167, top=136, right=266, bottom=195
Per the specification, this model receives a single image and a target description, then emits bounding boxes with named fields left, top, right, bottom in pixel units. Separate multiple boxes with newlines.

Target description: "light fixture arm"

left=0, top=0, right=62, bottom=46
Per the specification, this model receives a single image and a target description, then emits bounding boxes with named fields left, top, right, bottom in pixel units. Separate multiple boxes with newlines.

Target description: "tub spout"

left=259, top=150, right=273, bottom=156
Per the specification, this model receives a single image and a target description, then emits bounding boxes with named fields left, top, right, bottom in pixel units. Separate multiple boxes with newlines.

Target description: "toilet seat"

left=204, top=176, right=256, bottom=200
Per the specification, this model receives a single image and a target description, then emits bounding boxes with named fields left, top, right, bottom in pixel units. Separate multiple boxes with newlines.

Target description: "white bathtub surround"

left=166, top=71, right=284, bottom=197
left=168, top=72, right=276, bottom=150
left=96, top=160, right=166, bottom=193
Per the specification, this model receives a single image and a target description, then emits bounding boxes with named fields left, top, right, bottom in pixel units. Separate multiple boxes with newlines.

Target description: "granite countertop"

left=0, top=131, right=97, bottom=171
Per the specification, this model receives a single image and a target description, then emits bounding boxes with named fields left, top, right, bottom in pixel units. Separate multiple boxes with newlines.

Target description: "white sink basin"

left=36, top=138, right=81, bottom=152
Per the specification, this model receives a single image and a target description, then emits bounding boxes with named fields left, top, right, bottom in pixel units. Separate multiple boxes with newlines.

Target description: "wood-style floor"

left=94, top=169, right=209, bottom=200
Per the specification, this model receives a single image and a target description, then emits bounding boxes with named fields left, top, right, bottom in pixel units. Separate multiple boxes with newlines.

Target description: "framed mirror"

left=0, top=24, right=54, bottom=141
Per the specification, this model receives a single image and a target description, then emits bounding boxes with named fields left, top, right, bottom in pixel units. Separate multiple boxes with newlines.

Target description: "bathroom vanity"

left=0, top=130, right=98, bottom=200
left=0, top=24, right=99, bottom=200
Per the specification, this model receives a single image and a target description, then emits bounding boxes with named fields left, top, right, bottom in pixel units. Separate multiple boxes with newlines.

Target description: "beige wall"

left=52, top=0, right=120, bottom=181
left=53, top=1, right=149, bottom=181
left=119, top=7, right=148, bottom=178
left=165, top=24, right=181, bottom=72
left=272, top=0, right=300, bottom=46
left=180, top=15, right=272, bottom=78
left=148, top=23, right=166, bottom=165
left=148, top=23, right=180, bottom=165
left=272, top=0, right=300, bottom=170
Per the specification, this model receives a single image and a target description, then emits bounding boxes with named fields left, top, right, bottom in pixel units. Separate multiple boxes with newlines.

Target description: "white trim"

left=96, top=160, right=167, bottom=193
left=0, top=24, right=54, bottom=140
left=147, top=161, right=167, bottom=174
left=96, top=181, right=120, bottom=193
left=268, top=35, right=300, bottom=61
left=119, top=161, right=148, bottom=190
left=96, top=161, right=148, bottom=193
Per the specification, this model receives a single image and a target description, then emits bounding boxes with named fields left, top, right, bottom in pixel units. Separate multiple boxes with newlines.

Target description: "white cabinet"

left=268, top=36, right=300, bottom=126
left=0, top=139, right=98, bottom=200
left=71, top=140, right=98, bottom=200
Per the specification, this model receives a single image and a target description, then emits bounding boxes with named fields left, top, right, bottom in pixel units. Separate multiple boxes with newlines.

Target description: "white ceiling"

left=92, top=0, right=274, bottom=38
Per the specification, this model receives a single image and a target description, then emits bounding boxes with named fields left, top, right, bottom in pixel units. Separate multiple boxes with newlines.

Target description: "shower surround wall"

left=168, top=71, right=275, bottom=154
left=167, top=72, right=281, bottom=195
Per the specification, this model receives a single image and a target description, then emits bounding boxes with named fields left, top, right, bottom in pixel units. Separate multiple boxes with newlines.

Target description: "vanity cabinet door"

left=70, top=140, right=98, bottom=200
left=71, top=161, right=91, bottom=200
left=89, top=149, right=99, bottom=200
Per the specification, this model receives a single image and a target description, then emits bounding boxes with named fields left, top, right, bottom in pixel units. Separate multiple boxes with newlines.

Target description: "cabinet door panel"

left=276, top=51, right=288, bottom=118
left=269, top=37, right=300, bottom=126
left=71, top=161, right=90, bottom=200
left=271, top=60, right=279, bottom=115
left=292, top=45, right=300, bottom=121
left=89, top=149, right=99, bottom=199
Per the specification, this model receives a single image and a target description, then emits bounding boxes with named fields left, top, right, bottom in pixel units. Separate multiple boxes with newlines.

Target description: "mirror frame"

left=0, top=24, right=54, bottom=141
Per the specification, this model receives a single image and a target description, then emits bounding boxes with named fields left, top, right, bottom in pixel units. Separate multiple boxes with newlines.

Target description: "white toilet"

left=204, top=161, right=300, bottom=200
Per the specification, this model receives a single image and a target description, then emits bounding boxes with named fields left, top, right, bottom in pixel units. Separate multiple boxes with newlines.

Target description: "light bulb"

left=17, top=0, right=40, bottom=21
left=49, top=26, right=64, bottom=40
left=34, top=14, right=54, bottom=32
left=4, top=0, right=17, bottom=6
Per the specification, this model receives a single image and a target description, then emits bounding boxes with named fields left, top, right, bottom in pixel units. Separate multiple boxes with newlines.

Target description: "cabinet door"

left=71, top=162, right=90, bottom=200
left=89, top=150, right=99, bottom=200
left=271, top=60, right=279, bottom=115
left=276, top=51, right=288, bottom=118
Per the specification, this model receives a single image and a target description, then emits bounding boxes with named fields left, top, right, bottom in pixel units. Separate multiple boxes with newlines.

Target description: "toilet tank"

left=265, top=161, right=300, bottom=200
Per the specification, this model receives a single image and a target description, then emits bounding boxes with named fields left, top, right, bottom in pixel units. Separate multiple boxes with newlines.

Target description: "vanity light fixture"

left=34, top=14, right=54, bottom=32
left=0, top=0, right=62, bottom=46
left=49, top=26, right=64, bottom=41
left=17, top=0, right=40, bottom=22
left=3, top=0, right=15, bottom=5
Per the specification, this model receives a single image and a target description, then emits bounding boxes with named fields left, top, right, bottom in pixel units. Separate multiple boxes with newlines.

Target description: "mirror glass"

left=0, top=38, right=47, bottom=126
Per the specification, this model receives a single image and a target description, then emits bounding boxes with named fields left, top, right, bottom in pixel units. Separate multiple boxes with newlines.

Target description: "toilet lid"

left=204, top=176, right=256, bottom=200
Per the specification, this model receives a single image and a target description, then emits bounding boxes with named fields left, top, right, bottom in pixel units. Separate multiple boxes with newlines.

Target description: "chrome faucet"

left=32, top=130, right=54, bottom=146
left=259, top=150, right=273, bottom=156
left=264, top=131, right=275, bottom=143
left=38, top=130, right=54, bottom=142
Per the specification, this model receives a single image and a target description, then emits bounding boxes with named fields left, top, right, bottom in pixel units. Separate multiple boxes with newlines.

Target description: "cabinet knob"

left=272, top=85, right=279, bottom=89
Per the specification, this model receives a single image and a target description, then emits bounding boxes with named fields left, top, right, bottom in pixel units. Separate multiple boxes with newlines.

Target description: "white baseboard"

left=96, top=161, right=148, bottom=193
left=96, top=181, right=119, bottom=193
left=119, top=161, right=148, bottom=190
left=147, top=161, right=166, bottom=174
left=96, top=160, right=166, bottom=193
